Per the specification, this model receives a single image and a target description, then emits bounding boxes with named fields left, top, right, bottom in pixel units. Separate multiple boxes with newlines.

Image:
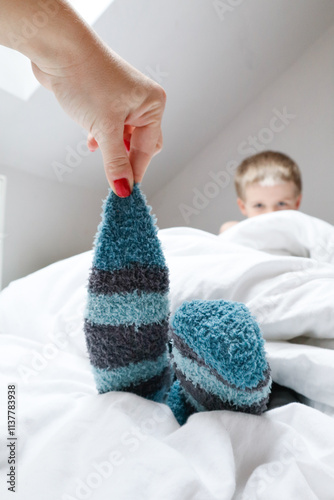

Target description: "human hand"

left=31, top=42, right=166, bottom=197
left=0, top=0, right=166, bottom=196
left=219, top=221, right=239, bottom=234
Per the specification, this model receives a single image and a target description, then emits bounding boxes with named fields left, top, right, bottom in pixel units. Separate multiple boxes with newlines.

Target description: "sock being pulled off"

left=83, top=184, right=171, bottom=402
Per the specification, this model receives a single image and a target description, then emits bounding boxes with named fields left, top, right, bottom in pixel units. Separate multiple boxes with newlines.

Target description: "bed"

left=1, top=209, right=334, bottom=499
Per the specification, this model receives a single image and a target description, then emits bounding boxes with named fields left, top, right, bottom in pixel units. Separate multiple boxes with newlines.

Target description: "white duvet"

left=1, top=210, right=334, bottom=499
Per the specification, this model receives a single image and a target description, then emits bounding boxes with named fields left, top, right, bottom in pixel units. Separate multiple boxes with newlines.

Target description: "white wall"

left=0, top=165, right=106, bottom=289
left=2, top=23, right=333, bottom=289
left=150, top=24, right=334, bottom=234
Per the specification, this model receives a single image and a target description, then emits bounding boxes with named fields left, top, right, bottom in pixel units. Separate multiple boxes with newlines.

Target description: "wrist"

left=29, top=11, right=97, bottom=72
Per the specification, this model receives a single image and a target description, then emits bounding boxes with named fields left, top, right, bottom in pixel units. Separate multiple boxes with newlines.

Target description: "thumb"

left=97, top=126, right=134, bottom=197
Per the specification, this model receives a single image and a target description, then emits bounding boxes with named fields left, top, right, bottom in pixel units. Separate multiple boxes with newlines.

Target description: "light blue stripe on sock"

left=93, top=352, right=169, bottom=393
left=172, top=347, right=271, bottom=408
left=85, top=290, right=169, bottom=327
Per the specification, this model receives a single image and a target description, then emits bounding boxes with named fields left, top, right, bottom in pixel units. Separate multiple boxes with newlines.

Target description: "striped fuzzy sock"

left=167, top=300, right=272, bottom=425
left=83, top=184, right=171, bottom=403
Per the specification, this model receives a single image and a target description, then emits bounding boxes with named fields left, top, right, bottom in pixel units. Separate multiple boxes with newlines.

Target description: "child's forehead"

left=245, top=181, right=296, bottom=198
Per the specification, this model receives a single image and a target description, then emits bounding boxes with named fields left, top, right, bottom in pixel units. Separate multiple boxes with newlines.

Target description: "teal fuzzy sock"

left=168, top=300, right=272, bottom=425
left=83, top=184, right=171, bottom=402
left=83, top=184, right=272, bottom=424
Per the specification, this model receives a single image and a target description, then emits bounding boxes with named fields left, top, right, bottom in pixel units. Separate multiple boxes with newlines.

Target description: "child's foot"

left=168, top=300, right=272, bottom=423
left=84, top=184, right=171, bottom=402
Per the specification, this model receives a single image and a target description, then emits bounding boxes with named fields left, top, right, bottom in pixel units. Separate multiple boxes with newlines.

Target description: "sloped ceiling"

left=1, top=0, right=334, bottom=197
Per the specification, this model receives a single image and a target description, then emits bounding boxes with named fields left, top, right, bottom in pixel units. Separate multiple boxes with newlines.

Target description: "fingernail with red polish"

left=114, top=178, right=131, bottom=197
left=124, top=139, right=130, bottom=152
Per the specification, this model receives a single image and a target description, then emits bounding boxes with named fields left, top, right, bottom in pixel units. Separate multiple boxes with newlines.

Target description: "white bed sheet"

left=1, top=210, right=334, bottom=499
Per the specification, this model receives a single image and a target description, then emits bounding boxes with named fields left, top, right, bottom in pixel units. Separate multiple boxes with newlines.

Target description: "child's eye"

left=254, top=203, right=264, bottom=208
left=277, top=202, right=287, bottom=207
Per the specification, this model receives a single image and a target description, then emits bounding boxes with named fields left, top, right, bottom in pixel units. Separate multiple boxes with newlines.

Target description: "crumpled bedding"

left=1, top=210, right=334, bottom=499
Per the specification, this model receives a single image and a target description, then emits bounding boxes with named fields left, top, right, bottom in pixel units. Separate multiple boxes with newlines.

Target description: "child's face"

left=237, top=181, right=302, bottom=218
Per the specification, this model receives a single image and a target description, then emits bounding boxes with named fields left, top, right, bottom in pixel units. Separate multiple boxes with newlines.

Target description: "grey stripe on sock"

left=170, top=329, right=271, bottom=392
left=84, top=319, right=169, bottom=369
left=173, top=367, right=270, bottom=414
left=99, top=366, right=172, bottom=399
left=88, top=264, right=169, bottom=295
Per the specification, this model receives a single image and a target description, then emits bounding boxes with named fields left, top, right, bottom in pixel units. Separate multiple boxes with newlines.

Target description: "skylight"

left=0, top=0, right=115, bottom=101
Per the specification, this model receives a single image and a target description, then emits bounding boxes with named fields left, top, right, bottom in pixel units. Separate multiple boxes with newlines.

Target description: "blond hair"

left=235, top=151, right=302, bottom=200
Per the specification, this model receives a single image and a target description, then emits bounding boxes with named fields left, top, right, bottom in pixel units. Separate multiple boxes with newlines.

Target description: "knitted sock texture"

left=166, top=380, right=195, bottom=426
left=168, top=299, right=272, bottom=420
left=83, top=184, right=171, bottom=402
left=83, top=185, right=271, bottom=422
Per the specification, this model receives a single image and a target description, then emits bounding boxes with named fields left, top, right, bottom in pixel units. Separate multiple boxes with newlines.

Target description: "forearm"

left=0, top=0, right=98, bottom=69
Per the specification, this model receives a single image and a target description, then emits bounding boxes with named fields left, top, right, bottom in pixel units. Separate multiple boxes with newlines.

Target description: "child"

left=219, top=150, right=302, bottom=233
